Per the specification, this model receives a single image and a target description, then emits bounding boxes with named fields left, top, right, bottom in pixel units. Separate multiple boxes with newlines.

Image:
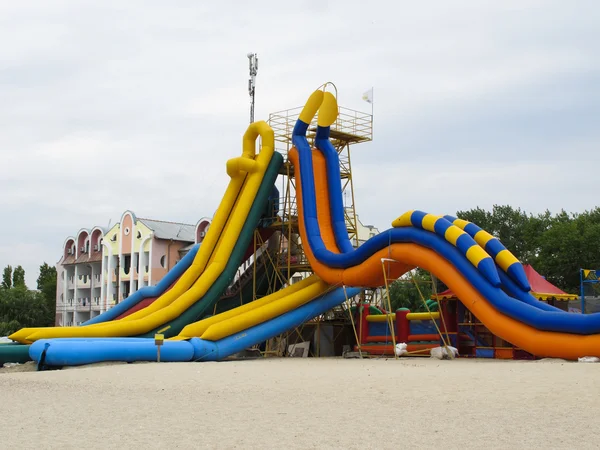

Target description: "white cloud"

left=0, top=0, right=599, bottom=286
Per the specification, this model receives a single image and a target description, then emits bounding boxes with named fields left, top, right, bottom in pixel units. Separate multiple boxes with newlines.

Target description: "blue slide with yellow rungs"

left=392, top=211, right=503, bottom=288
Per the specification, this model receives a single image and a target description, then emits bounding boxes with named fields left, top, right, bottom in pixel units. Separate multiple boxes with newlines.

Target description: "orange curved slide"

left=289, top=147, right=600, bottom=359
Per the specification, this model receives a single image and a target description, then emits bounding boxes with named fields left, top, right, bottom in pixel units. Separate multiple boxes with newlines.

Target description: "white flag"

left=362, top=88, right=373, bottom=104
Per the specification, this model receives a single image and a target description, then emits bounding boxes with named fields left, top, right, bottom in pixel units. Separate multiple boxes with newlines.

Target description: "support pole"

left=247, top=53, right=258, bottom=123
left=344, top=285, right=363, bottom=359
left=580, top=269, right=585, bottom=314
left=381, top=260, right=398, bottom=359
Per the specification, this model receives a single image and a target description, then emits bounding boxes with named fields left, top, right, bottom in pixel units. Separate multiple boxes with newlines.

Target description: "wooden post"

left=155, top=334, right=164, bottom=362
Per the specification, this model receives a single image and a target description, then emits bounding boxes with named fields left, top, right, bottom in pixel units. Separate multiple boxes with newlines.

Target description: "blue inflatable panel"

left=83, top=244, right=200, bottom=325
left=476, top=348, right=494, bottom=358
left=30, top=339, right=194, bottom=366
left=410, top=321, right=437, bottom=335
left=191, top=287, right=361, bottom=361
left=369, top=322, right=394, bottom=337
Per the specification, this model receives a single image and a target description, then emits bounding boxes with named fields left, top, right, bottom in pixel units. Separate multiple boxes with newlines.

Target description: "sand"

left=1, top=357, right=599, bottom=449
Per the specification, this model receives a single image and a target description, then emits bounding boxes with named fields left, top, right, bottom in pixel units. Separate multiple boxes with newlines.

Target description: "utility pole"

left=247, top=52, right=258, bottom=123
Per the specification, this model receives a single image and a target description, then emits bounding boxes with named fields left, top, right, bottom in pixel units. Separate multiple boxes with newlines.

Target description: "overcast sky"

left=1, top=1, right=599, bottom=287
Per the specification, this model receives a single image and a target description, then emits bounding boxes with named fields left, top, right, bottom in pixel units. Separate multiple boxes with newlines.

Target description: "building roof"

left=433, top=264, right=577, bottom=301
left=522, top=265, right=578, bottom=300
left=62, top=254, right=76, bottom=265
left=74, top=252, right=103, bottom=264
left=138, top=218, right=196, bottom=243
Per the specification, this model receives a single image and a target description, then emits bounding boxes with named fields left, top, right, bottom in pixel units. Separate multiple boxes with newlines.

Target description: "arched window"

left=160, top=255, right=166, bottom=268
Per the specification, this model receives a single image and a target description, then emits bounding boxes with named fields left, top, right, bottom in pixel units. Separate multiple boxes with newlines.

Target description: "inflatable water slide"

left=7, top=86, right=600, bottom=367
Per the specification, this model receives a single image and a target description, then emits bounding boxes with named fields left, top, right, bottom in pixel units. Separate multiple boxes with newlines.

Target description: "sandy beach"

left=1, top=357, right=599, bottom=449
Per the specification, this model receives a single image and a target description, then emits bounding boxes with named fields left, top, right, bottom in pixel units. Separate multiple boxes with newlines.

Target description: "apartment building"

left=355, top=213, right=380, bottom=246
left=55, top=210, right=212, bottom=326
left=56, top=227, right=105, bottom=326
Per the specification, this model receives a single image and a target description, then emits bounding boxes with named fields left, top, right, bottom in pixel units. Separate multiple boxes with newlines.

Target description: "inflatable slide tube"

left=190, top=286, right=361, bottom=361
left=442, top=214, right=530, bottom=290
left=198, top=278, right=331, bottom=341
left=314, top=125, right=355, bottom=254
left=29, top=337, right=154, bottom=361
left=138, top=151, right=284, bottom=338
left=0, top=342, right=31, bottom=365
left=31, top=339, right=194, bottom=366
left=83, top=244, right=200, bottom=325
left=177, top=275, right=318, bottom=340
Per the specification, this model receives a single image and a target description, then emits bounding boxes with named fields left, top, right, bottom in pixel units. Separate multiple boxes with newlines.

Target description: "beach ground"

left=1, top=357, right=598, bottom=449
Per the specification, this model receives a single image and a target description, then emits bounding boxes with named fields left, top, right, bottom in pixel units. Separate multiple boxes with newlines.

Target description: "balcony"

left=56, top=298, right=76, bottom=312
left=67, top=276, right=75, bottom=289
left=77, top=274, right=91, bottom=289
left=76, top=298, right=91, bottom=311
left=91, top=296, right=102, bottom=311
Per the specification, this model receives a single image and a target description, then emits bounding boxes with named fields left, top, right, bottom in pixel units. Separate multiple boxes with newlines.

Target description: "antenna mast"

left=247, top=52, right=258, bottom=123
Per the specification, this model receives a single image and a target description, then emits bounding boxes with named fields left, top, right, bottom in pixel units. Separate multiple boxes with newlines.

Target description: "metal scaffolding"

left=256, top=100, right=373, bottom=357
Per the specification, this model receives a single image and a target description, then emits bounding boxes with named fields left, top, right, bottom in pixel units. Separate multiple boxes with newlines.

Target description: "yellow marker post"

left=154, top=334, right=164, bottom=362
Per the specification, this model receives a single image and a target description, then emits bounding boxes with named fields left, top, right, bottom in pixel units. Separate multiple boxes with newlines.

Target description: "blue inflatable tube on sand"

left=30, top=338, right=194, bottom=366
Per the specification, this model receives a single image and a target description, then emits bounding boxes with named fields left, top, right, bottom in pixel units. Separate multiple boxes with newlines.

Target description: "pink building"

left=55, top=210, right=211, bottom=326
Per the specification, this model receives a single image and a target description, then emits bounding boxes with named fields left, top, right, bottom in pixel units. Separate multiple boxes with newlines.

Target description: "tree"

left=454, top=204, right=600, bottom=294
left=534, top=208, right=600, bottom=293
left=0, top=288, right=53, bottom=336
left=387, top=270, right=433, bottom=312
left=37, top=263, right=56, bottom=290
left=2, top=265, right=12, bottom=289
left=37, top=262, right=57, bottom=314
left=12, top=265, right=26, bottom=289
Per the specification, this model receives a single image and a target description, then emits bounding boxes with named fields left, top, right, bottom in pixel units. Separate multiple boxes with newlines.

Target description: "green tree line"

left=388, top=205, right=599, bottom=310
left=0, top=263, right=56, bottom=336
